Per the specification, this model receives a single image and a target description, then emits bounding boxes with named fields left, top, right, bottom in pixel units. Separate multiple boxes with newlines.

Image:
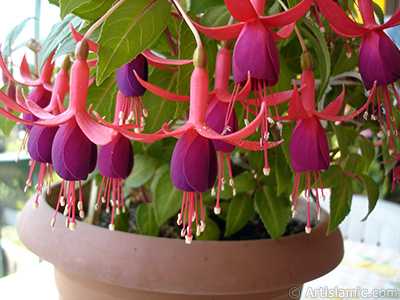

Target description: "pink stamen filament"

left=225, top=153, right=236, bottom=195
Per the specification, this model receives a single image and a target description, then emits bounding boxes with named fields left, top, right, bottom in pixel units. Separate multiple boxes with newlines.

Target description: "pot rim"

left=18, top=182, right=344, bottom=295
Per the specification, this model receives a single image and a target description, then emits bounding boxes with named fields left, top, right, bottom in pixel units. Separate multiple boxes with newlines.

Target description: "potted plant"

left=0, top=0, right=398, bottom=298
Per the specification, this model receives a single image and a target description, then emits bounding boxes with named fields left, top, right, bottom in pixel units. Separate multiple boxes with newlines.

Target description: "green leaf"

left=319, top=165, right=346, bottom=188
left=301, top=19, right=331, bottom=101
left=372, top=2, right=385, bottom=25
left=196, top=215, right=220, bottom=241
left=343, top=154, right=365, bottom=175
left=274, top=145, right=292, bottom=196
left=152, top=165, right=183, bottom=226
left=225, top=193, right=254, bottom=237
left=234, top=171, right=257, bottom=193
left=254, top=186, right=290, bottom=239
left=54, top=24, right=101, bottom=61
left=125, top=154, right=162, bottom=188
left=190, top=0, right=225, bottom=15
left=39, top=15, right=82, bottom=69
left=327, top=177, right=352, bottom=234
left=114, top=209, right=130, bottom=232
left=331, top=122, right=348, bottom=158
left=331, top=41, right=358, bottom=76
left=59, top=0, right=90, bottom=20
left=382, top=134, right=400, bottom=175
left=142, top=68, right=179, bottom=134
left=175, top=11, right=196, bottom=118
left=69, top=0, right=114, bottom=21
left=2, top=18, right=33, bottom=56
left=136, top=203, right=160, bottom=236
left=96, top=0, right=171, bottom=84
left=357, top=135, right=375, bottom=170
left=358, top=174, right=379, bottom=221
left=86, top=72, right=118, bottom=120
left=0, top=115, right=16, bottom=136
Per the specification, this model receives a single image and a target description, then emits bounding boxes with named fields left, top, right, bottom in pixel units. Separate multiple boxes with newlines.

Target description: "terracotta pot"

left=18, top=184, right=344, bottom=300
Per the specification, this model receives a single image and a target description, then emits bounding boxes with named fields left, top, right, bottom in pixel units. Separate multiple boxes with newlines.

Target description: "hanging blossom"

left=19, top=39, right=116, bottom=230
left=25, top=55, right=71, bottom=208
left=0, top=54, right=71, bottom=208
left=127, top=43, right=294, bottom=215
left=0, top=51, right=55, bottom=154
left=286, top=52, right=376, bottom=233
left=193, top=0, right=313, bottom=175
left=205, top=42, right=239, bottom=215
left=116, top=54, right=148, bottom=130
left=315, top=0, right=400, bottom=154
left=96, top=91, right=135, bottom=231
left=95, top=46, right=282, bottom=243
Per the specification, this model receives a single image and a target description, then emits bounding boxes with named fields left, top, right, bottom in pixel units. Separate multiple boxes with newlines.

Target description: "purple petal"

left=233, top=19, right=280, bottom=86
left=116, top=54, right=148, bottom=97
left=52, top=119, right=97, bottom=181
left=27, top=125, right=58, bottom=164
left=359, top=30, right=400, bottom=90
left=23, top=85, right=52, bottom=130
left=184, top=134, right=217, bottom=193
left=290, top=116, right=330, bottom=172
left=170, top=130, right=197, bottom=192
left=206, top=98, right=238, bottom=153
left=98, top=134, right=134, bottom=179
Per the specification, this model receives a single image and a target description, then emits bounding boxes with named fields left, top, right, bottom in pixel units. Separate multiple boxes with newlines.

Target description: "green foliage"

left=39, top=15, right=82, bottom=68
left=59, top=0, right=91, bottom=20
left=0, top=0, right=392, bottom=242
left=2, top=18, right=33, bottom=57
left=142, top=68, right=179, bottom=134
left=151, top=165, right=183, bottom=226
left=137, top=203, right=160, bottom=236
left=327, top=177, right=353, bottom=234
left=225, top=193, right=254, bottom=237
left=301, top=19, right=331, bottom=101
left=96, top=0, right=171, bottom=84
left=254, top=186, right=290, bottom=239
left=86, top=72, right=118, bottom=119
left=125, top=154, right=163, bottom=188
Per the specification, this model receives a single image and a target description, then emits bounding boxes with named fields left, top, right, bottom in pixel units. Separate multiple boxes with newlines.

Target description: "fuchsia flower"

left=95, top=45, right=282, bottom=243
left=205, top=45, right=238, bottom=214
left=0, top=52, right=55, bottom=152
left=287, top=54, right=376, bottom=233
left=194, top=0, right=312, bottom=175
left=171, top=129, right=217, bottom=244
left=316, top=0, right=400, bottom=154
left=116, top=54, right=148, bottom=129
left=96, top=92, right=134, bottom=231
left=25, top=43, right=116, bottom=146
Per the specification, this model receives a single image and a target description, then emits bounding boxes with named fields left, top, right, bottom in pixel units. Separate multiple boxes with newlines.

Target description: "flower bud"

left=300, top=51, right=313, bottom=71
left=75, top=40, right=89, bottom=61
left=193, top=46, right=207, bottom=68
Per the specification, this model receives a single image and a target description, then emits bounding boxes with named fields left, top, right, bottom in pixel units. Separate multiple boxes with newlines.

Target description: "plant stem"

left=83, top=0, right=127, bottom=41
left=277, top=0, right=307, bottom=53
left=171, top=0, right=203, bottom=48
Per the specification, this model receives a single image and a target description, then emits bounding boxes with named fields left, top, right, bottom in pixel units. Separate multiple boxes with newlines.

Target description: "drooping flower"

left=25, top=40, right=116, bottom=146
left=171, top=128, right=217, bottom=244
left=0, top=52, right=55, bottom=156
left=287, top=52, right=376, bottom=233
left=194, top=0, right=312, bottom=175
left=50, top=118, right=98, bottom=230
left=315, top=0, right=400, bottom=154
left=24, top=55, right=71, bottom=206
left=116, top=54, right=148, bottom=130
left=94, top=46, right=282, bottom=244
left=96, top=92, right=134, bottom=231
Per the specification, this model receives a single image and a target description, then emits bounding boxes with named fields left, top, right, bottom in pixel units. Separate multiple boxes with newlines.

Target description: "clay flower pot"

left=18, top=183, right=344, bottom=300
